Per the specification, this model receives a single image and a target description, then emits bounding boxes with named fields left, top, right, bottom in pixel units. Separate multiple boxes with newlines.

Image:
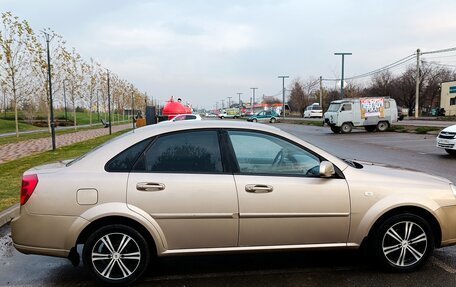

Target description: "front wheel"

left=330, top=126, right=340, bottom=133
left=445, top=149, right=456, bottom=156
left=270, top=118, right=277, bottom=123
left=340, top=122, right=353, bottom=133
left=83, top=224, right=151, bottom=285
left=372, top=213, right=434, bottom=272
left=252, top=118, right=258, bottom=122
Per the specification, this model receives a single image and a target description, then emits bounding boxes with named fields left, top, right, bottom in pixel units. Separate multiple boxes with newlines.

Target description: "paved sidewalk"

left=0, top=124, right=131, bottom=164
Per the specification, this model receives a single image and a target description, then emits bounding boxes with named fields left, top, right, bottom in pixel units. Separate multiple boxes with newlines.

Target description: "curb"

left=0, top=204, right=19, bottom=228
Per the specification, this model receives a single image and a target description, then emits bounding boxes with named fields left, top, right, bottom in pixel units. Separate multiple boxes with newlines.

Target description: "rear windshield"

left=312, top=106, right=322, bottom=110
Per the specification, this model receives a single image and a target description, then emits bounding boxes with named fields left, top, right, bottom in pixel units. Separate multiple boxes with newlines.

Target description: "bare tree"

left=0, top=12, right=36, bottom=137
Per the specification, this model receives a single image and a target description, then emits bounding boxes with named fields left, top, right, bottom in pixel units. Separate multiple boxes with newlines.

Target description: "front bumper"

left=437, top=205, right=456, bottom=247
left=436, top=137, right=456, bottom=150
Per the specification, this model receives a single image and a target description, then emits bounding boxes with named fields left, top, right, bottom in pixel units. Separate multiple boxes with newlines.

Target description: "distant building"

left=440, top=81, right=456, bottom=116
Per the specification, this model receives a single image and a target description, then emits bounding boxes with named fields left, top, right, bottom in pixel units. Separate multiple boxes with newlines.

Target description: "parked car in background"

left=247, top=110, right=278, bottom=123
left=303, top=103, right=323, bottom=118
left=12, top=120, right=456, bottom=285
left=160, top=114, right=202, bottom=123
left=436, top=124, right=456, bottom=155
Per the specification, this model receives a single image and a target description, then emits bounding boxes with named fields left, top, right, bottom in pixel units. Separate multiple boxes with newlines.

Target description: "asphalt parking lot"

left=1, top=123, right=456, bottom=286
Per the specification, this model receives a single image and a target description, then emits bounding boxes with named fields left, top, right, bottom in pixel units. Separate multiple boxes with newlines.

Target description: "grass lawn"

left=0, top=119, right=42, bottom=134
left=0, top=129, right=130, bottom=211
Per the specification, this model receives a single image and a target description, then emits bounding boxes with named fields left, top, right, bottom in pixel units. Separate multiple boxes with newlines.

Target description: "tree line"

left=288, top=62, right=456, bottom=116
left=0, top=12, right=147, bottom=136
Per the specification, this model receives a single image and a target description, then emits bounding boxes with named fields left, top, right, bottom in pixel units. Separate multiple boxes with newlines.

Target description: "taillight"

left=21, top=174, right=38, bottom=205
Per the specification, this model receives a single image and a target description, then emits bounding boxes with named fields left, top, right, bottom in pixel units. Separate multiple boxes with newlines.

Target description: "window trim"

left=224, top=128, right=345, bottom=179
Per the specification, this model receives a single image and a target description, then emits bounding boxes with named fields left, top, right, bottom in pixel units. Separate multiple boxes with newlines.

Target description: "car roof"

left=72, top=120, right=348, bottom=172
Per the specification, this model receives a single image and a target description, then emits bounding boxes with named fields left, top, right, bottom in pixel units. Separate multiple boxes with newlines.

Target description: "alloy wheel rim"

left=382, top=221, right=427, bottom=267
left=91, top=232, right=141, bottom=280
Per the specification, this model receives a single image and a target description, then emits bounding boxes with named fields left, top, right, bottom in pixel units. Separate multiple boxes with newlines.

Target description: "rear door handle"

left=136, top=182, right=166, bottom=192
left=245, top=184, right=273, bottom=193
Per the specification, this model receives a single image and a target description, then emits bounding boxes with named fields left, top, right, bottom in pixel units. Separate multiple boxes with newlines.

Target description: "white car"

left=303, top=104, right=323, bottom=118
left=160, top=114, right=202, bottom=124
left=436, top=124, right=456, bottom=155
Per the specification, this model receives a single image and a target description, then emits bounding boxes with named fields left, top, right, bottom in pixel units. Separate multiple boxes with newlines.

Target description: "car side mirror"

left=319, top=161, right=335, bottom=178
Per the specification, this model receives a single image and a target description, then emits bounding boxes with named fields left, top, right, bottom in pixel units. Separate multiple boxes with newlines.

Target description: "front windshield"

left=327, top=103, right=341, bottom=112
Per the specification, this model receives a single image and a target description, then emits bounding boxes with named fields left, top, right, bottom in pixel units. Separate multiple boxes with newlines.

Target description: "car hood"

left=352, top=160, right=452, bottom=185
left=442, top=124, right=456, bottom=133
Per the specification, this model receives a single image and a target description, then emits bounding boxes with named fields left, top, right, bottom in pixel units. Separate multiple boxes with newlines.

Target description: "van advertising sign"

left=360, top=97, right=385, bottom=118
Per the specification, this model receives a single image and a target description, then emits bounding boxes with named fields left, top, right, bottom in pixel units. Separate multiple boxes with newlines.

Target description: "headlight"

left=451, top=184, right=456, bottom=197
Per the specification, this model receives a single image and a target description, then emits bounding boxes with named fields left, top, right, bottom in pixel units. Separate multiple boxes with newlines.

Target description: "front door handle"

left=245, top=184, right=273, bottom=193
left=136, top=182, right=166, bottom=192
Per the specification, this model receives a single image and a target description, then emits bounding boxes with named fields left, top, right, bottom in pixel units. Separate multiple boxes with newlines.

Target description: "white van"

left=324, top=97, right=398, bottom=133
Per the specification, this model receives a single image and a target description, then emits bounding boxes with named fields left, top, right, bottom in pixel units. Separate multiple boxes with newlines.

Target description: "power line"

left=421, top=46, right=456, bottom=55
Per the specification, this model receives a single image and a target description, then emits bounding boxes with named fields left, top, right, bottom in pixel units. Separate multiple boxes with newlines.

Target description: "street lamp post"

left=237, top=92, right=242, bottom=117
left=42, top=30, right=56, bottom=151
left=334, top=52, right=352, bottom=99
left=250, top=87, right=258, bottom=115
left=131, top=89, right=135, bottom=129
left=96, top=89, right=100, bottom=123
left=107, top=69, right=112, bottom=135
left=278, top=76, right=289, bottom=119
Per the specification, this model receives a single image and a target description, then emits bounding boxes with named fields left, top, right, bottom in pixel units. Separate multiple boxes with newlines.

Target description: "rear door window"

left=134, top=130, right=223, bottom=173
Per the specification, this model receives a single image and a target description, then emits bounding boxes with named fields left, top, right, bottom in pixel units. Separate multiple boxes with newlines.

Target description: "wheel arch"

left=366, top=206, right=442, bottom=248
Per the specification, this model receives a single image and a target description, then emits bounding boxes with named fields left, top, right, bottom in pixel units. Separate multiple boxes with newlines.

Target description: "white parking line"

left=432, top=257, right=456, bottom=274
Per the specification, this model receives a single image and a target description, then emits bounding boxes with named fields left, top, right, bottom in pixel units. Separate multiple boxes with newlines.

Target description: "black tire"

left=252, top=118, right=258, bottom=123
left=340, top=122, right=353, bottom=133
left=270, top=117, right=277, bottom=123
left=372, top=213, right=434, bottom=272
left=220, top=116, right=224, bottom=119
left=445, top=149, right=456, bottom=156
left=330, top=126, right=340, bottom=133
left=365, top=125, right=376, bottom=132
left=83, top=224, right=151, bottom=285
left=377, top=121, right=389, bottom=132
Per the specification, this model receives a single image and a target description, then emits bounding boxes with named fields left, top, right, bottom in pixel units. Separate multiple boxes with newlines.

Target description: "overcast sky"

left=2, top=0, right=456, bottom=108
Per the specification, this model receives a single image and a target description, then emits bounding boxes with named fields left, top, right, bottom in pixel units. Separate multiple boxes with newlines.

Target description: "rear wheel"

left=83, top=224, right=151, bottom=285
left=270, top=117, right=277, bottom=123
left=377, top=121, right=389, bottom=132
left=340, top=122, right=353, bottom=133
left=372, top=213, right=434, bottom=272
left=330, top=126, right=340, bottom=133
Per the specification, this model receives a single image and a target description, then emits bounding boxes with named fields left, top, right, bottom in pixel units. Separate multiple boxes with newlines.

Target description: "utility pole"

left=227, top=96, right=232, bottom=108
left=237, top=92, right=242, bottom=117
left=319, top=76, right=323, bottom=108
left=278, top=76, right=289, bottom=119
left=107, top=69, right=112, bottom=135
left=42, top=31, right=56, bottom=151
left=334, top=52, right=352, bottom=99
left=221, top=99, right=225, bottom=110
left=415, top=49, right=421, bottom=118
left=250, top=87, right=258, bottom=114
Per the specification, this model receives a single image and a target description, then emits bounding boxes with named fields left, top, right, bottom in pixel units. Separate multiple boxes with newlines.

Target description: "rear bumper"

left=11, top=206, right=89, bottom=258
